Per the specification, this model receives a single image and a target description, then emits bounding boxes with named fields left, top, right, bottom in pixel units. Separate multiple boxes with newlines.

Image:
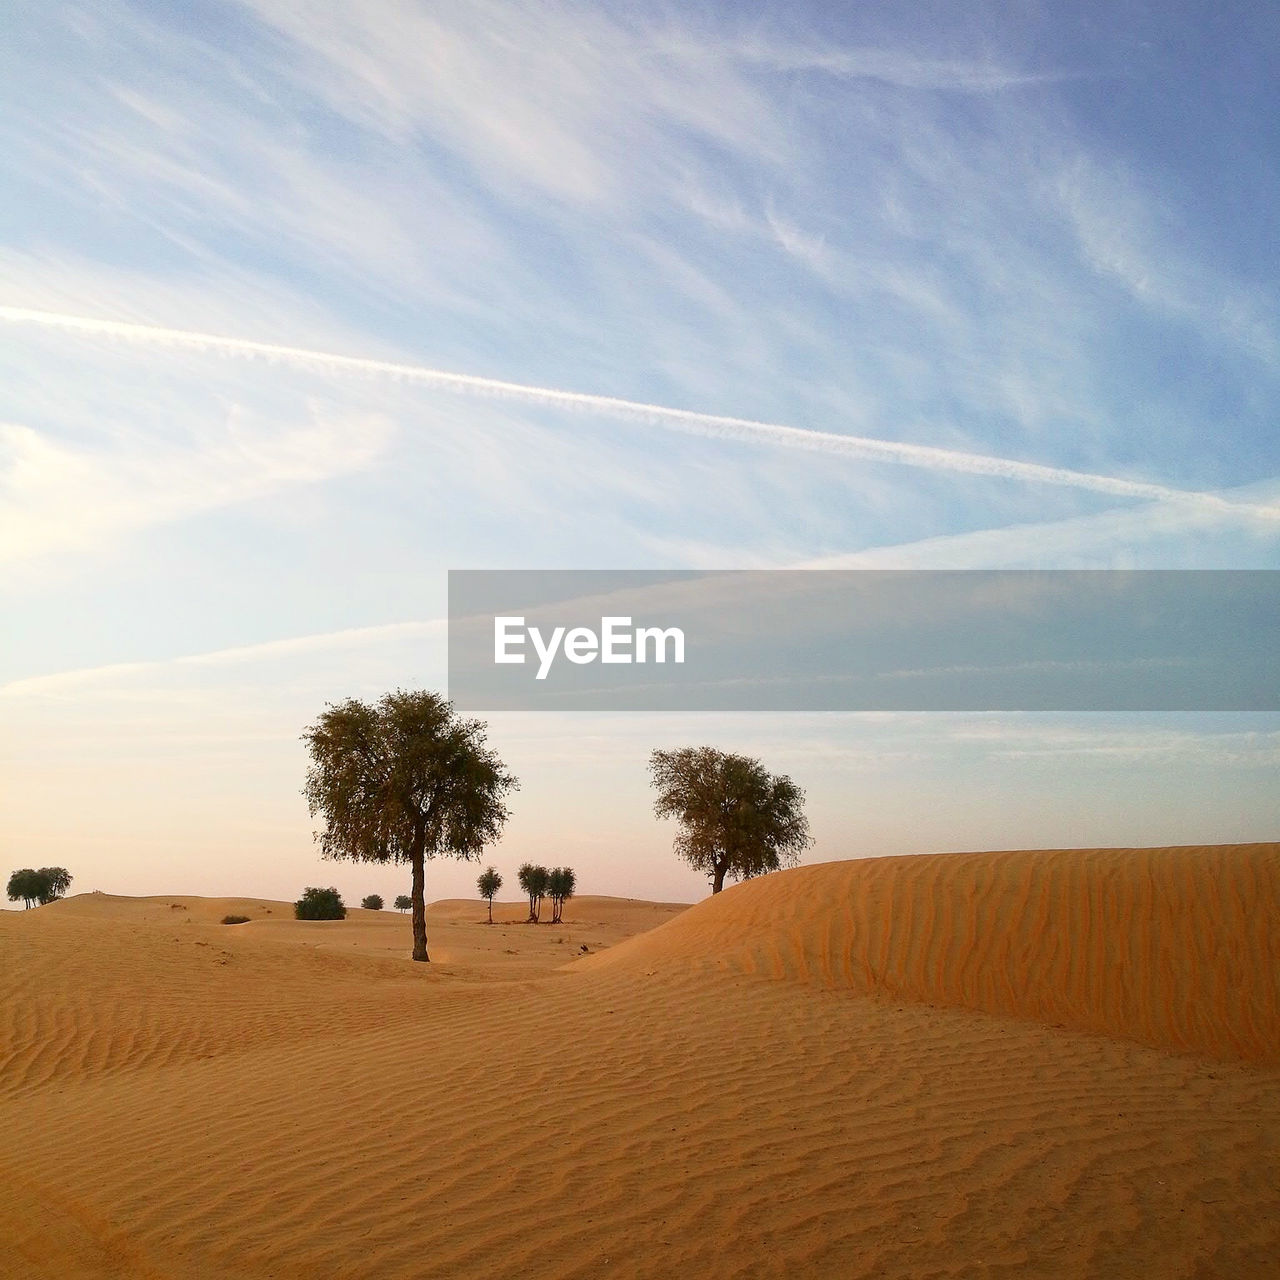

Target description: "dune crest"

left=585, top=843, right=1280, bottom=1062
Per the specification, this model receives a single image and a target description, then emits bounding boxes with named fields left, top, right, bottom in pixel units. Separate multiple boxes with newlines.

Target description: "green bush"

left=221, top=915, right=250, bottom=925
left=394, top=894, right=412, bottom=912
left=361, top=894, right=384, bottom=911
left=294, top=886, right=347, bottom=920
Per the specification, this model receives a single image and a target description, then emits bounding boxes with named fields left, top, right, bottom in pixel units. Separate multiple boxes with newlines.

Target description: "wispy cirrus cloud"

left=5, top=305, right=1275, bottom=525
left=0, top=405, right=393, bottom=564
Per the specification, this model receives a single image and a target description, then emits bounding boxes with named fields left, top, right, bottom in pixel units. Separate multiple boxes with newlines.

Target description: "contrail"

left=3, top=304, right=1275, bottom=520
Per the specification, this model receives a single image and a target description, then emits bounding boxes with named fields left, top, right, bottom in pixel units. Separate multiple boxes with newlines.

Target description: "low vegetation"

left=221, top=915, right=251, bottom=925
left=361, top=894, right=384, bottom=911
left=294, top=886, right=347, bottom=920
left=394, top=894, right=412, bottom=912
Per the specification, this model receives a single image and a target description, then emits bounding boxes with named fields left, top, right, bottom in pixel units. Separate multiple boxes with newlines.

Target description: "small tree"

left=6, top=867, right=72, bottom=908
left=517, top=862, right=550, bottom=922
left=302, top=689, right=517, bottom=962
left=547, top=866, right=577, bottom=924
left=295, top=886, right=346, bottom=920
left=649, top=746, right=812, bottom=894
left=361, top=894, right=384, bottom=911
left=477, top=866, right=503, bottom=924
left=394, top=894, right=412, bottom=913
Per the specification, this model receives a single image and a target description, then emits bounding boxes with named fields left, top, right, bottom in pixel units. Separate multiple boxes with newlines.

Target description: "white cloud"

left=0, top=404, right=393, bottom=565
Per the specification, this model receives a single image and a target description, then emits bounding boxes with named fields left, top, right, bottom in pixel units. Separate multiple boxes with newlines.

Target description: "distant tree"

left=477, top=866, right=503, bottom=924
left=361, top=894, right=384, bottom=911
left=6, top=867, right=72, bottom=908
left=303, top=689, right=517, bottom=962
left=649, top=746, right=812, bottom=894
left=394, top=894, right=412, bottom=913
left=517, top=862, right=550, bottom=922
left=294, top=886, right=347, bottom=920
left=547, top=866, right=577, bottom=924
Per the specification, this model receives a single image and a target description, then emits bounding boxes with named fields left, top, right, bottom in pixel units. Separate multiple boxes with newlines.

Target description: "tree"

left=649, top=746, right=812, bottom=894
left=477, top=866, right=503, bottom=924
left=394, top=894, right=412, bottom=913
left=295, top=886, right=346, bottom=920
left=547, top=866, right=577, bottom=924
left=6, top=867, right=72, bottom=908
left=37, top=867, right=72, bottom=902
left=361, top=894, right=384, bottom=911
left=302, top=689, right=517, bottom=962
left=517, top=863, right=549, bottom=922
left=7, top=869, right=43, bottom=909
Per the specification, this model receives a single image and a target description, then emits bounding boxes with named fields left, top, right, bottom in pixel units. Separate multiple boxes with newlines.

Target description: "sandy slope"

left=585, top=843, right=1280, bottom=1063
left=1, top=846, right=1277, bottom=1279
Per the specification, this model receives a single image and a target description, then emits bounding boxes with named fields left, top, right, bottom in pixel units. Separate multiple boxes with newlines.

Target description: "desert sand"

left=1, top=843, right=1277, bottom=1279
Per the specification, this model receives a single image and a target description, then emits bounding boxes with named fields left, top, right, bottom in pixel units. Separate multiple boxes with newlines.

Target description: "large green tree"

left=302, top=690, right=517, bottom=962
left=649, top=747, right=811, bottom=894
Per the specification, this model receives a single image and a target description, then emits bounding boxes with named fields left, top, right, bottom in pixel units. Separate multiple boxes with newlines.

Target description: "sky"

left=2, top=0, right=1278, bottom=908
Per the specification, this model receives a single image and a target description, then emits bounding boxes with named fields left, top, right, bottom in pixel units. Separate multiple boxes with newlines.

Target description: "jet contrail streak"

left=3, top=304, right=1275, bottom=520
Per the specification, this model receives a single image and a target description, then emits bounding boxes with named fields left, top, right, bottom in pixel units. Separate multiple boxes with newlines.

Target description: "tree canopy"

left=6, top=866, right=72, bottom=909
left=649, top=746, right=811, bottom=893
left=302, top=689, right=517, bottom=961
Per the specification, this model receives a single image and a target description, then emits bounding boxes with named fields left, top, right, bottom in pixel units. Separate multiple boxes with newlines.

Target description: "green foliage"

left=361, top=894, right=384, bottom=910
left=517, top=863, right=550, bottom=922
left=649, top=746, right=811, bottom=894
left=393, top=894, right=412, bottom=912
left=294, top=886, right=347, bottom=920
left=547, top=866, right=577, bottom=923
left=302, top=689, right=518, bottom=962
left=221, top=915, right=251, bottom=925
left=477, top=866, right=502, bottom=923
left=6, top=866, right=72, bottom=908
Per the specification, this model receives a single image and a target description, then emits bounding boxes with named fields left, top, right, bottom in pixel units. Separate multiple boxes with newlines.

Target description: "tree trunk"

left=711, top=860, right=727, bottom=894
left=487, top=898, right=493, bottom=924
left=411, top=849, right=429, bottom=962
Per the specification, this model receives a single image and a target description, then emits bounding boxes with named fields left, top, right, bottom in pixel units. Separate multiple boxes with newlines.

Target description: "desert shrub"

left=361, top=894, right=384, bottom=911
left=221, top=915, right=250, bottom=925
left=294, top=886, right=347, bottom=920
left=394, top=894, right=412, bottom=912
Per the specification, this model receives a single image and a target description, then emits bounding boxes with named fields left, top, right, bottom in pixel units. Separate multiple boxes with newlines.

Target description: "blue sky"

left=2, top=1, right=1278, bottom=904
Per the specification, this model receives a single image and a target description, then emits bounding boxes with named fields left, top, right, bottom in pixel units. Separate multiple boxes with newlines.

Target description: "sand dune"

left=2, top=846, right=1277, bottom=1279
left=586, top=843, right=1280, bottom=1063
